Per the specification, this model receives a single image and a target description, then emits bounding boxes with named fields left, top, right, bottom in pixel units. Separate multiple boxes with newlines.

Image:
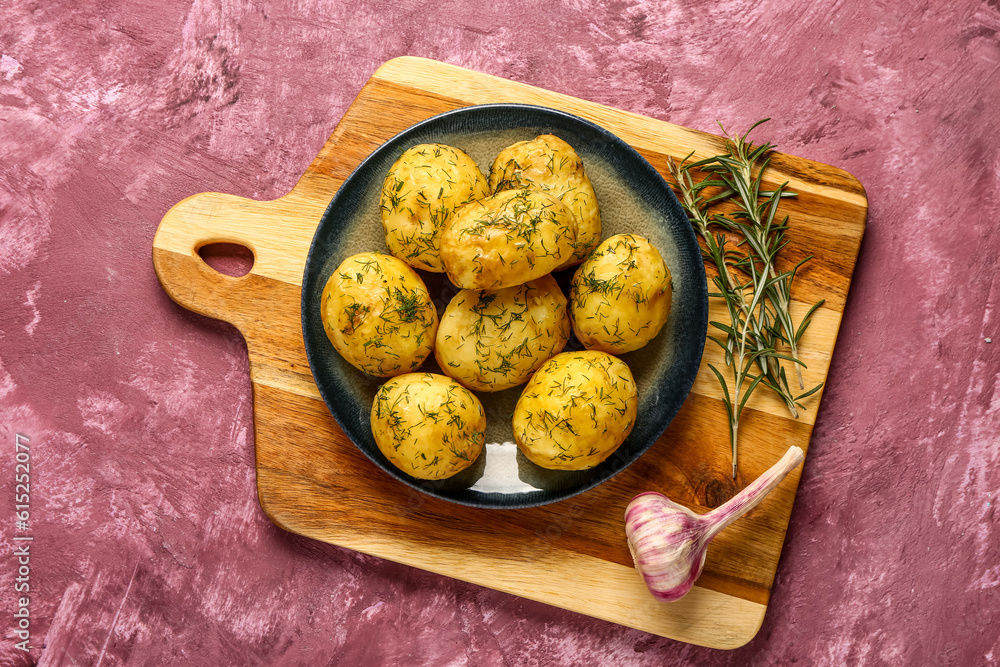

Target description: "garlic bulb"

left=624, top=446, right=805, bottom=602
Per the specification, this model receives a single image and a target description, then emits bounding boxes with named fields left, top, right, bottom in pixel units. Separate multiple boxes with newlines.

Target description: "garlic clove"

left=625, top=446, right=805, bottom=603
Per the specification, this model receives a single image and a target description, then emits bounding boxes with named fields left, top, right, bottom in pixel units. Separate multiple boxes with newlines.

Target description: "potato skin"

left=570, top=234, right=672, bottom=355
left=321, top=253, right=438, bottom=377
left=512, top=351, right=638, bottom=470
left=439, top=189, right=577, bottom=290
left=380, top=144, right=489, bottom=272
left=370, top=373, right=486, bottom=480
left=490, top=134, right=601, bottom=267
left=434, top=275, right=571, bottom=392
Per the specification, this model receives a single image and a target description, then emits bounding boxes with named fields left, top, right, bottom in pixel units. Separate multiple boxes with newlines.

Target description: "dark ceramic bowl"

left=301, top=104, right=707, bottom=509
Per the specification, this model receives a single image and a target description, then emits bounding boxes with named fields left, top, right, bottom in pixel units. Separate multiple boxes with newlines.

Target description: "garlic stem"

left=703, top=445, right=805, bottom=542
left=624, top=445, right=804, bottom=603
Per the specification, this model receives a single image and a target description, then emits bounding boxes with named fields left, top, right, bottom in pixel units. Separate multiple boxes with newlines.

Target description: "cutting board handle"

left=152, top=191, right=302, bottom=331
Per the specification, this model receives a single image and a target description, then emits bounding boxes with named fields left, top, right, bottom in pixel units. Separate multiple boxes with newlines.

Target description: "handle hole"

left=198, top=242, right=255, bottom=277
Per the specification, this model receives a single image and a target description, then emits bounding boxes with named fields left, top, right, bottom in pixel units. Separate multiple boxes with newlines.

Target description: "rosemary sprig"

left=668, top=119, right=824, bottom=477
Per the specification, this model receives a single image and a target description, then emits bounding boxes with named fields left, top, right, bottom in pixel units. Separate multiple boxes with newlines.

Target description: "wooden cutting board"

left=152, top=56, right=866, bottom=649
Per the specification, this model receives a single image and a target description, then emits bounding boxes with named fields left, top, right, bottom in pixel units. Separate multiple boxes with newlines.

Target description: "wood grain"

left=151, top=56, right=867, bottom=649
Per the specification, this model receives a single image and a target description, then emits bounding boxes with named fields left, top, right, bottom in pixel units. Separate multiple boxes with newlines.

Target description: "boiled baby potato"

left=321, top=252, right=438, bottom=377
left=512, top=351, right=638, bottom=471
left=435, top=275, right=571, bottom=392
left=380, top=143, right=490, bottom=272
left=489, top=134, right=601, bottom=267
left=370, top=373, right=486, bottom=480
left=440, top=189, right=577, bottom=290
left=570, top=234, right=672, bottom=355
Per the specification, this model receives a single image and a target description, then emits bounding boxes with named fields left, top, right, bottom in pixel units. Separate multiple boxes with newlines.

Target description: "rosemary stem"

left=731, top=421, right=739, bottom=479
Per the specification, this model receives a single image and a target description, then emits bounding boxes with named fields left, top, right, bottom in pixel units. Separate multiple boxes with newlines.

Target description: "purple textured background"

left=1, top=0, right=998, bottom=664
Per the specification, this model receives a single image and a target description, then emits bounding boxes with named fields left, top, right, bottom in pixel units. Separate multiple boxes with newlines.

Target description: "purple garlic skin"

left=625, top=493, right=709, bottom=602
left=625, top=446, right=805, bottom=603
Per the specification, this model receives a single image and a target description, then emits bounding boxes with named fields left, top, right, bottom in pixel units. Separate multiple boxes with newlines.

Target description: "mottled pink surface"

left=1, top=0, right=998, bottom=664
